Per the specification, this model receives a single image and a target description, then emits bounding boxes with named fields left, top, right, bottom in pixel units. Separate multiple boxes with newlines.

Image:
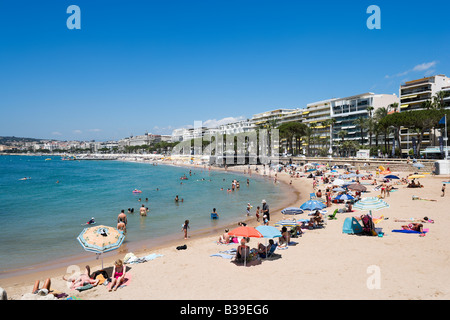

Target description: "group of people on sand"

left=62, top=260, right=127, bottom=293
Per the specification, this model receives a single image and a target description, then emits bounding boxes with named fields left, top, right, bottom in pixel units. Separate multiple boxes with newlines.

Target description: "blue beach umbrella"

left=334, top=194, right=355, bottom=201
left=255, top=225, right=282, bottom=239
left=300, top=200, right=326, bottom=211
left=413, top=163, right=425, bottom=169
left=385, top=175, right=400, bottom=179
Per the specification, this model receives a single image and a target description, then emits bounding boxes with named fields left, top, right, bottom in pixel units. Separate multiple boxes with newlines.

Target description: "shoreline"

left=0, top=162, right=301, bottom=292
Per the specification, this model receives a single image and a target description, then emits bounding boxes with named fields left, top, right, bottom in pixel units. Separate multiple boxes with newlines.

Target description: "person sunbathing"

left=109, top=259, right=127, bottom=292
left=218, top=229, right=230, bottom=244
left=63, top=265, right=99, bottom=290
left=278, top=227, right=291, bottom=246
left=395, top=217, right=434, bottom=223
left=401, top=223, right=424, bottom=233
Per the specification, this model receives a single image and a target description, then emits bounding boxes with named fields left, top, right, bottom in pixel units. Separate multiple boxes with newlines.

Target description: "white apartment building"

left=330, top=92, right=399, bottom=150
left=217, top=119, right=255, bottom=135
left=250, top=108, right=298, bottom=127
left=399, top=75, right=450, bottom=155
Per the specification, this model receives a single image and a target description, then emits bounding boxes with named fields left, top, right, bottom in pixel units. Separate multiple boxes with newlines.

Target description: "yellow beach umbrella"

left=408, top=175, right=425, bottom=179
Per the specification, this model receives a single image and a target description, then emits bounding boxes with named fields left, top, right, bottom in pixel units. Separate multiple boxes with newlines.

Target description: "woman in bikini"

left=109, top=259, right=127, bottom=292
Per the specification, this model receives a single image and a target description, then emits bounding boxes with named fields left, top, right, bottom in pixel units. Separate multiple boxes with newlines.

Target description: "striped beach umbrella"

left=353, top=197, right=389, bottom=211
left=274, top=219, right=301, bottom=228
left=281, top=207, right=304, bottom=215
left=77, top=225, right=126, bottom=269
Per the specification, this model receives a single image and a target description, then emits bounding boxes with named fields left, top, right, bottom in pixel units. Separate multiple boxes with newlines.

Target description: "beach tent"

left=342, top=217, right=363, bottom=234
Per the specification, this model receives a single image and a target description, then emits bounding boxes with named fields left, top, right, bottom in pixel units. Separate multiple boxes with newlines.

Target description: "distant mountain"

left=0, top=136, right=53, bottom=145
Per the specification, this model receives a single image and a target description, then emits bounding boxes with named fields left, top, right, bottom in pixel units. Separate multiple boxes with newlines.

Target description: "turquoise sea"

left=0, top=155, right=291, bottom=275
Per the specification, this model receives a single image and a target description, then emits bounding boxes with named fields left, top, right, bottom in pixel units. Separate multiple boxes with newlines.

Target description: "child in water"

left=182, top=220, right=190, bottom=239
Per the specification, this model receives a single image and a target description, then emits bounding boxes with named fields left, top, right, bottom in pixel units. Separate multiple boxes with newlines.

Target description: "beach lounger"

left=328, top=209, right=338, bottom=220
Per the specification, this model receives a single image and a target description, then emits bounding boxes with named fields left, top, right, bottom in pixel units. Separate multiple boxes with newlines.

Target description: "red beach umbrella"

left=228, top=226, right=263, bottom=238
left=227, top=226, right=263, bottom=267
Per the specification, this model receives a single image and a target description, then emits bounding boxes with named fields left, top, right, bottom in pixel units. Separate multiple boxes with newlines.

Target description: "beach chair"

left=262, top=244, right=278, bottom=259
left=328, top=209, right=338, bottom=220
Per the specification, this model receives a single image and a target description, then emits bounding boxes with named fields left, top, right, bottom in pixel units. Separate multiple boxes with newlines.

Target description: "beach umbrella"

left=228, top=226, right=263, bottom=266
left=385, top=175, right=400, bottom=179
left=413, top=163, right=425, bottom=169
left=408, top=175, right=425, bottom=179
left=255, top=225, right=281, bottom=239
left=300, top=200, right=326, bottom=211
left=332, top=187, right=346, bottom=192
left=274, top=219, right=300, bottom=228
left=353, top=197, right=389, bottom=211
left=332, top=179, right=345, bottom=186
left=77, top=225, right=126, bottom=269
left=347, top=183, right=367, bottom=192
left=281, top=207, right=304, bottom=215
left=334, top=194, right=355, bottom=201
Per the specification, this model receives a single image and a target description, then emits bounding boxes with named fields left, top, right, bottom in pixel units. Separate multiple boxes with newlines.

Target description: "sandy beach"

left=2, top=161, right=450, bottom=300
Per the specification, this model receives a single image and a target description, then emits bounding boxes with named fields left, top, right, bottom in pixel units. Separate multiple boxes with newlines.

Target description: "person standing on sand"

left=261, top=199, right=270, bottom=224
left=442, top=184, right=446, bottom=197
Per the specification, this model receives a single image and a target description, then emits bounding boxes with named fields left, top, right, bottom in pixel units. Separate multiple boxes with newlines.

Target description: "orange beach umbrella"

left=228, top=226, right=263, bottom=238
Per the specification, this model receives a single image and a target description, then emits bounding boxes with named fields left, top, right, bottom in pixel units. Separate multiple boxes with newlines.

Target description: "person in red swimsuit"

left=109, top=259, right=127, bottom=292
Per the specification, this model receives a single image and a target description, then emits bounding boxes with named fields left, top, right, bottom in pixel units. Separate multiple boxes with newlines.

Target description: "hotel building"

left=399, top=75, right=450, bottom=155
left=330, top=92, right=399, bottom=152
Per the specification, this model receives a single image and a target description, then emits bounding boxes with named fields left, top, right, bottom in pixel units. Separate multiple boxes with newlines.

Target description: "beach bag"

left=361, top=215, right=376, bottom=236
left=176, top=244, right=187, bottom=250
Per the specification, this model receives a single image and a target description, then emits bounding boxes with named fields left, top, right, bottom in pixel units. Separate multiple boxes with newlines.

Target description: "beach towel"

left=392, top=228, right=429, bottom=234
left=124, top=252, right=163, bottom=264
left=75, top=284, right=93, bottom=292
left=210, top=253, right=235, bottom=259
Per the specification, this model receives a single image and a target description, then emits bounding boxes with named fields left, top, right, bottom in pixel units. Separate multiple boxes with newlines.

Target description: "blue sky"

left=1, top=0, right=449, bottom=141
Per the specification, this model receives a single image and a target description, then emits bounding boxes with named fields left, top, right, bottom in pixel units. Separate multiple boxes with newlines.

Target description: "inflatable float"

left=133, top=189, right=142, bottom=193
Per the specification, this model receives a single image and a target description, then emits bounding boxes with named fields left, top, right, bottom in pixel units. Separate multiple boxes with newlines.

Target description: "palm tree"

left=434, top=91, right=450, bottom=109
left=337, top=130, right=347, bottom=157
left=353, top=117, right=367, bottom=145
left=367, top=106, right=375, bottom=118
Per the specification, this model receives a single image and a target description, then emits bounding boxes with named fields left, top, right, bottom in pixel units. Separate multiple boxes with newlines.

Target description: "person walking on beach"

left=255, top=206, right=260, bottom=222
left=182, top=220, right=190, bottom=239
left=442, top=184, right=446, bottom=197
left=261, top=199, right=270, bottom=224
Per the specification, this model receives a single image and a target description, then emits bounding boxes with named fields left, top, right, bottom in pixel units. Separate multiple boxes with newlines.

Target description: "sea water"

left=0, top=155, right=291, bottom=274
